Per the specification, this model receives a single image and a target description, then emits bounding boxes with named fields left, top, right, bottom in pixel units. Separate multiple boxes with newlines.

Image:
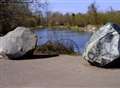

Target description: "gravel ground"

left=0, top=55, right=120, bottom=88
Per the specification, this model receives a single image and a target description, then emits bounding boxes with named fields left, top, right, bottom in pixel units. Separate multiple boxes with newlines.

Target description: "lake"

left=35, top=28, right=92, bottom=54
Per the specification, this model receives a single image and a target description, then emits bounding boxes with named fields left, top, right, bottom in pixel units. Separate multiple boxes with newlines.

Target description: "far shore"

left=32, top=25, right=98, bottom=32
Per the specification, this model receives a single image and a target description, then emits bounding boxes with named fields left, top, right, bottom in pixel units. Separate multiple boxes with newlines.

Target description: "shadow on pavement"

left=11, top=54, right=59, bottom=60
left=104, top=58, right=120, bottom=69
left=88, top=58, right=120, bottom=69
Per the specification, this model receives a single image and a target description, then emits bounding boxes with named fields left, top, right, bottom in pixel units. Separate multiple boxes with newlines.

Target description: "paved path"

left=0, top=55, right=120, bottom=88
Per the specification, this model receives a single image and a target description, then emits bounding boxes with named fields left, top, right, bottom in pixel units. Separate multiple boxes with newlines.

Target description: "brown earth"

left=0, top=55, right=120, bottom=88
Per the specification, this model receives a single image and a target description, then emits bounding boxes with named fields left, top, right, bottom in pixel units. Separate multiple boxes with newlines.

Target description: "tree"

left=88, top=2, right=98, bottom=25
left=0, top=0, right=33, bottom=34
left=0, top=0, right=47, bottom=34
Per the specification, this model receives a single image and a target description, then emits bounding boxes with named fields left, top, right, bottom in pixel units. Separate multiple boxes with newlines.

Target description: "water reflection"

left=35, top=28, right=92, bottom=54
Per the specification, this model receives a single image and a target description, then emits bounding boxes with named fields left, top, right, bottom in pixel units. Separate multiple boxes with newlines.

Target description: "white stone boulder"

left=0, top=27, right=37, bottom=59
left=83, top=23, right=120, bottom=67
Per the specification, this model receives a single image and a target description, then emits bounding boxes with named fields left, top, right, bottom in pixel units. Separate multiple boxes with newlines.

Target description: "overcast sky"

left=48, top=0, right=120, bottom=13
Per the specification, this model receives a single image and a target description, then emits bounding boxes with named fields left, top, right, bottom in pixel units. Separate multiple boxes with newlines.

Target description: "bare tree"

left=88, top=2, right=98, bottom=25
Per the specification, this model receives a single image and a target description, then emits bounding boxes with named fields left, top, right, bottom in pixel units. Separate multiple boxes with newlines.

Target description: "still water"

left=35, top=28, right=92, bottom=54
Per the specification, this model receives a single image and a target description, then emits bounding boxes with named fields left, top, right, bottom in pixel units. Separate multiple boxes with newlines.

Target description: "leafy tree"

left=0, top=0, right=42, bottom=34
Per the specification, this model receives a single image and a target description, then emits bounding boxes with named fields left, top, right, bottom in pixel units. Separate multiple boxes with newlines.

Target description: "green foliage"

left=1, top=1, right=120, bottom=34
left=45, top=3, right=120, bottom=30
left=35, top=41, right=77, bottom=55
left=0, top=0, right=40, bottom=34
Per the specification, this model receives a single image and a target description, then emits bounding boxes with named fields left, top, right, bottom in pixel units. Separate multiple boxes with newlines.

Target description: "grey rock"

left=0, top=27, right=37, bottom=59
left=83, top=23, right=120, bottom=66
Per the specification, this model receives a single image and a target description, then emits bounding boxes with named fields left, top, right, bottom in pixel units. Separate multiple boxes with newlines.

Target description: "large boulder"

left=0, top=27, right=37, bottom=59
left=83, top=23, right=120, bottom=67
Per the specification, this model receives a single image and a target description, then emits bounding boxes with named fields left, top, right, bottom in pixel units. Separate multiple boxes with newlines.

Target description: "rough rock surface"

left=0, top=27, right=37, bottom=59
left=83, top=23, right=120, bottom=66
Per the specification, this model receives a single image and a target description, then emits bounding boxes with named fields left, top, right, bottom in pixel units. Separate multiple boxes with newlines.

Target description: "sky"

left=47, top=0, right=120, bottom=13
